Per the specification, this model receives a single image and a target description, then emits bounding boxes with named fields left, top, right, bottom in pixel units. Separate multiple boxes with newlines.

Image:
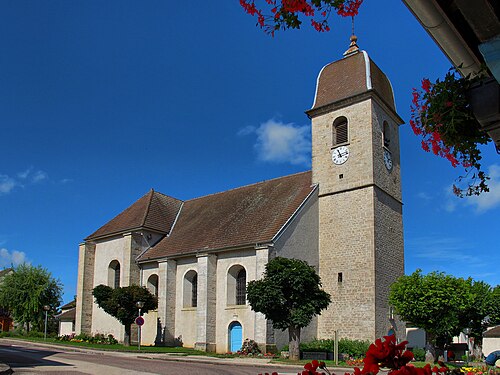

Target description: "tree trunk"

left=288, top=326, right=301, bottom=361
left=124, top=324, right=131, bottom=347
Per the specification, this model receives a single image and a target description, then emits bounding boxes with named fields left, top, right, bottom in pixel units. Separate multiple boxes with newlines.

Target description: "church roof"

left=138, top=171, right=315, bottom=261
left=86, top=190, right=183, bottom=240
left=309, top=50, right=396, bottom=114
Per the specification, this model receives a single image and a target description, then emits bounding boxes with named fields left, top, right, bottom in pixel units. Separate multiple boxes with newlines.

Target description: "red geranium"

left=240, top=0, right=363, bottom=35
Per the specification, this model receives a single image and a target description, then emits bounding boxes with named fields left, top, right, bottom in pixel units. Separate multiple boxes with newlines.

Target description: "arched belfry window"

left=227, top=265, right=247, bottom=306
left=383, top=121, right=390, bottom=148
left=183, top=270, right=198, bottom=308
left=333, top=117, right=348, bottom=146
left=108, top=260, right=120, bottom=289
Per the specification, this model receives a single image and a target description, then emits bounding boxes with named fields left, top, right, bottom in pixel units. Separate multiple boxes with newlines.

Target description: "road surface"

left=0, top=340, right=303, bottom=375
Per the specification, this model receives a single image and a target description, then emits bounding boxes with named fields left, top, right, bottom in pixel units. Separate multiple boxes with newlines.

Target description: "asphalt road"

left=0, top=340, right=303, bottom=375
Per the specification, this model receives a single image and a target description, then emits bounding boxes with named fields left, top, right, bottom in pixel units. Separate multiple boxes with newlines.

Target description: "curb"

left=0, top=363, right=12, bottom=375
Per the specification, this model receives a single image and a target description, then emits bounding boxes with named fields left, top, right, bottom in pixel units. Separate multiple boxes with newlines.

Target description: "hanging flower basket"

left=410, top=68, right=492, bottom=197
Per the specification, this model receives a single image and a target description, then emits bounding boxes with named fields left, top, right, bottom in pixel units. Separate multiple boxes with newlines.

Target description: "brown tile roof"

left=309, top=51, right=396, bottom=113
left=0, top=268, right=13, bottom=278
left=484, top=326, right=500, bottom=338
left=56, top=307, right=76, bottom=321
left=59, top=300, right=76, bottom=310
left=86, top=190, right=183, bottom=240
left=139, top=171, right=315, bottom=261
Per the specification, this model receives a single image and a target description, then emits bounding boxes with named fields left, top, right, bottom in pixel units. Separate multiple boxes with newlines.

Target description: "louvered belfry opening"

left=333, top=117, right=348, bottom=146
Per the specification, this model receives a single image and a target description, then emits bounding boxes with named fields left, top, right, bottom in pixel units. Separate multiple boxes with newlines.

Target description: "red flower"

left=421, top=78, right=431, bottom=93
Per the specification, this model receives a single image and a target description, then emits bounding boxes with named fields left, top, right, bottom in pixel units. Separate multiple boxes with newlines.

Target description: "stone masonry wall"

left=316, top=188, right=377, bottom=341
left=75, top=242, right=95, bottom=334
left=374, top=187, right=405, bottom=340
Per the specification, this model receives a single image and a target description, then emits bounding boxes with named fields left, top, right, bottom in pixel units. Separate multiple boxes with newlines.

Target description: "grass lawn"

left=0, top=336, right=208, bottom=355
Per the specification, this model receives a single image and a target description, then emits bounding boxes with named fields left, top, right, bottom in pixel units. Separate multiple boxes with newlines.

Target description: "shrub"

left=296, top=338, right=370, bottom=358
left=238, top=338, right=261, bottom=355
left=412, top=348, right=425, bottom=361
left=339, top=338, right=371, bottom=358
left=58, top=332, right=118, bottom=345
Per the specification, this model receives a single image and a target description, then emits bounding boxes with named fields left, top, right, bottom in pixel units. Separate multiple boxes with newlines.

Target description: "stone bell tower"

left=306, top=36, right=405, bottom=342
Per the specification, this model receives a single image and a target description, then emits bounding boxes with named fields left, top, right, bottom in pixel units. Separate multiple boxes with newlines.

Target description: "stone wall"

left=75, top=242, right=95, bottom=335
left=311, top=95, right=404, bottom=342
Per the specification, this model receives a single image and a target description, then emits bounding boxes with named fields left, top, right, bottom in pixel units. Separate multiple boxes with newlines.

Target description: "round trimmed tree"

left=246, top=257, right=331, bottom=360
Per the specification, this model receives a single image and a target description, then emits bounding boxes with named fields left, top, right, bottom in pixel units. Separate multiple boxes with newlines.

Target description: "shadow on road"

left=0, top=343, right=72, bottom=370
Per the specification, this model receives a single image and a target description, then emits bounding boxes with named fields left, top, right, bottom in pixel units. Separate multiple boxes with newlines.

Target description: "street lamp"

left=136, top=301, right=144, bottom=351
left=463, top=326, right=472, bottom=364
left=43, top=305, right=50, bottom=341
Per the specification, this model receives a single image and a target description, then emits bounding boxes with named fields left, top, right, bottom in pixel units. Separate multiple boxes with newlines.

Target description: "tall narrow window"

left=191, top=274, right=198, bottom=307
left=383, top=121, right=390, bottom=147
left=108, top=260, right=120, bottom=289
left=183, top=270, right=198, bottom=308
left=333, top=117, right=348, bottom=146
left=236, top=269, right=247, bottom=305
left=147, top=274, right=159, bottom=297
left=227, top=265, right=247, bottom=306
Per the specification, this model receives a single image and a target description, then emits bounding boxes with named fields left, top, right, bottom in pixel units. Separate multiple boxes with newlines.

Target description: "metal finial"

left=343, top=34, right=359, bottom=56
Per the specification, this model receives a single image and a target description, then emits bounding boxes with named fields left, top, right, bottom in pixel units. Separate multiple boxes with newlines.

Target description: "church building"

left=75, top=39, right=405, bottom=353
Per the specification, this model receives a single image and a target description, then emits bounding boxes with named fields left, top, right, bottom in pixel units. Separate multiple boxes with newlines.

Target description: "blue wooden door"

left=229, top=322, right=242, bottom=352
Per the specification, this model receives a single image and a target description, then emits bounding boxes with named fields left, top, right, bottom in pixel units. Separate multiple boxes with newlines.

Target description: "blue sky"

left=0, top=1, right=498, bottom=304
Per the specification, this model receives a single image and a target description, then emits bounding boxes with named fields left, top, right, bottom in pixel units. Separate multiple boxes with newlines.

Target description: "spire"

left=343, top=16, right=359, bottom=57
left=343, top=34, right=359, bottom=56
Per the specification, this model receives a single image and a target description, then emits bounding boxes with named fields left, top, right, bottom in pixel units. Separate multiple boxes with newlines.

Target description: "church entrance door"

left=229, top=321, right=242, bottom=353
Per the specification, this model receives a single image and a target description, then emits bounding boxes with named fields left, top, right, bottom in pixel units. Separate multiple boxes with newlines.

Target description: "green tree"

left=92, top=284, right=157, bottom=346
left=246, top=257, right=331, bottom=360
left=0, top=264, right=62, bottom=332
left=389, top=270, right=496, bottom=351
left=489, top=285, right=500, bottom=326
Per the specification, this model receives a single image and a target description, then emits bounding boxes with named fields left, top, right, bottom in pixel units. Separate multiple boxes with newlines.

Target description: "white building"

left=75, top=40, right=405, bottom=353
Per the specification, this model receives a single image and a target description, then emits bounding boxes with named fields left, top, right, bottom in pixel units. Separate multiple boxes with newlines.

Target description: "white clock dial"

left=332, top=145, right=350, bottom=165
left=384, top=149, right=393, bottom=170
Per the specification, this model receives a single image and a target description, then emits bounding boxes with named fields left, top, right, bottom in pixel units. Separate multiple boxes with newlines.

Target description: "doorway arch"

left=228, top=321, right=242, bottom=353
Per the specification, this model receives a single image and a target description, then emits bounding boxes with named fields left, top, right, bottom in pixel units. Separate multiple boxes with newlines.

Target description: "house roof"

left=138, top=171, right=315, bottom=261
left=56, top=307, right=75, bottom=321
left=0, top=268, right=13, bottom=278
left=86, top=190, right=183, bottom=240
left=59, top=300, right=76, bottom=310
left=484, top=326, right=500, bottom=338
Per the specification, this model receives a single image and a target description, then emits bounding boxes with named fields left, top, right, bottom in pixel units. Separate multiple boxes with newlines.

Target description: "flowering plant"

left=410, top=68, right=491, bottom=197
left=297, top=335, right=452, bottom=375
left=240, top=0, right=363, bottom=35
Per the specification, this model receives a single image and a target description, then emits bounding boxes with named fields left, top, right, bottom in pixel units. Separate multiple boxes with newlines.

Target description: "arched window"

left=333, top=116, right=348, bottom=146
left=183, top=270, right=198, bottom=308
left=383, top=121, right=390, bottom=148
left=227, top=265, right=247, bottom=305
left=236, top=269, right=246, bottom=305
left=147, top=274, right=159, bottom=297
left=108, top=260, right=120, bottom=289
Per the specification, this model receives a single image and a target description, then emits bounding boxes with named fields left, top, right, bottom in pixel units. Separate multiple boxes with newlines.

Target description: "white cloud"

left=31, top=170, right=48, bottom=183
left=0, top=248, right=28, bottom=268
left=464, top=164, right=500, bottom=213
left=0, top=175, right=16, bottom=194
left=240, top=119, right=311, bottom=166
left=0, top=167, right=50, bottom=195
left=17, top=167, right=32, bottom=179
left=416, top=192, right=432, bottom=201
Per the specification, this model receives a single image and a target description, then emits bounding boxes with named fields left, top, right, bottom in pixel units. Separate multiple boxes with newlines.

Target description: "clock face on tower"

left=384, top=149, right=393, bottom=170
left=332, top=145, right=350, bottom=165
